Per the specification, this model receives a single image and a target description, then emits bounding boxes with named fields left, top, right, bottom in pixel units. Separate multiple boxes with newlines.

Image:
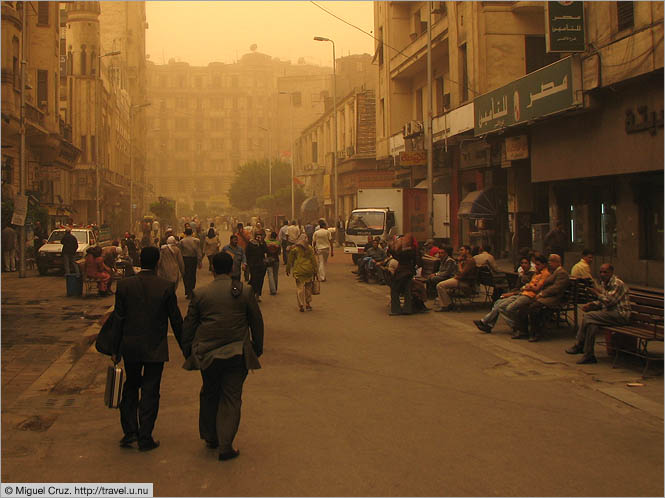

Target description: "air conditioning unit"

left=411, top=120, right=424, bottom=134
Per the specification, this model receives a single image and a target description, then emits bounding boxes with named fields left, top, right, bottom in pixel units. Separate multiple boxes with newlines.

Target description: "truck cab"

left=343, top=208, right=396, bottom=263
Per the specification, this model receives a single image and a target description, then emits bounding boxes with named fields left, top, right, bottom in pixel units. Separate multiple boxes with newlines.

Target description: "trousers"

left=63, top=254, right=80, bottom=275
left=120, top=361, right=164, bottom=443
left=482, top=294, right=532, bottom=329
left=266, top=260, right=279, bottom=294
left=390, top=272, right=413, bottom=314
left=575, top=309, right=629, bottom=355
left=199, top=356, right=248, bottom=452
left=295, top=278, right=313, bottom=307
left=249, top=264, right=266, bottom=297
left=316, top=248, right=329, bottom=281
left=183, top=256, right=198, bottom=296
left=3, top=248, right=16, bottom=271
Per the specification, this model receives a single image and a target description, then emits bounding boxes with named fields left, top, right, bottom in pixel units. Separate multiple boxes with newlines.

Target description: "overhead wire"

left=308, top=0, right=478, bottom=96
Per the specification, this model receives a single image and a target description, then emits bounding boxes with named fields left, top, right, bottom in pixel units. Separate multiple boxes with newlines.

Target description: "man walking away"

left=112, top=247, right=184, bottom=451
left=2, top=224, right=18, bottom=272
left=222, top=234, right=247, bottom=281
left=312, top=221, right=333, bottom=282
left=182, top=252, right=264, bottom=461
left=265, top=231, right=281, bottom=295
left=61, top=228, right=80, bottom=276
left=566, top=264, right=631, bottom=364
left=278, top=220, right=289, bottom=265
left=179, top=228, right=202, bottom=299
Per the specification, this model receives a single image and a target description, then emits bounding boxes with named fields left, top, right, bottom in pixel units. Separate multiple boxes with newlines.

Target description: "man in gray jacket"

left=179, top=228, right=202, bottom=298
left=182, top=252, right=264, bottom=461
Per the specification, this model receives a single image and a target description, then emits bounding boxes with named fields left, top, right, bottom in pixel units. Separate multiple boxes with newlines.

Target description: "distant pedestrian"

left=112, top=246, right=184, bottom=452
left=179, top=228, right=202, bottom=299
left=61, top=227, right=80, bottom=276
left=265, top=231, right=281, bottom=295
left=33, top=221, right=47, bottom=252
left=222, top=234, right=247, bottom=281
left=203, top=227, right=221, bottom=273
left=181, top=252, right=263, bottom=461
left=2, top=224, right=17, bottom=272
left=286, top=234, right=318, bottom=312
left=278, top=220, right=289, bottom=265
left=312, top=221, right=333, bottom=282
left=127, top=234, right=139, bottom=265
left=544, top=222, right=568, bottom=265
left=158, top=236, right=185, bottom=292
left=245, top=230, right=268, bottom=302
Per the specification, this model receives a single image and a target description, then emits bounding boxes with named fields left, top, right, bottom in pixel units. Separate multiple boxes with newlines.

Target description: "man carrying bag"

left=111, top=247, right=184, bottom=451
left=181, top=252, right=264, bottom=461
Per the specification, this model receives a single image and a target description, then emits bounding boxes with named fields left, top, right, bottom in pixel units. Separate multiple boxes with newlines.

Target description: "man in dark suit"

left=514, top=253, right=570, bottom=342
left=182, top=252, right=264, bottom=461
left=112, top=246, right=184, bottom=452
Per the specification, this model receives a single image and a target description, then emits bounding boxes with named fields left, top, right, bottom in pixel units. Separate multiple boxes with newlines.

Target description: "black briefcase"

left=104, top=364, right=124, bottom=409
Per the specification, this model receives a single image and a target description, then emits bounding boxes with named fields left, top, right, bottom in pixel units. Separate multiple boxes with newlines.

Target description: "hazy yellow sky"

left=145, top=1, right=375, bottom=67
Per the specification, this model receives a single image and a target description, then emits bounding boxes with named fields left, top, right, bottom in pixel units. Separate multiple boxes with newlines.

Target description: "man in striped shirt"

left=565, top=263, right=631, bottom=364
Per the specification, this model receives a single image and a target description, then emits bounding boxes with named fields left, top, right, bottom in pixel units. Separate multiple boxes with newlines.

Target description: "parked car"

left=37, top=228, right=100, bottom=275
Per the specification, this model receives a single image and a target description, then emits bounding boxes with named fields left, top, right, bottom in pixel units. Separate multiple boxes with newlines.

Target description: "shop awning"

left=457, top=189, right=497, bottom=219
left=300, top=196, right=319, bottom=213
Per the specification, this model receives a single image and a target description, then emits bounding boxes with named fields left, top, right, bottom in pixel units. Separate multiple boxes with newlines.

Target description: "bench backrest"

left=628, top=290, right=664, bottom=339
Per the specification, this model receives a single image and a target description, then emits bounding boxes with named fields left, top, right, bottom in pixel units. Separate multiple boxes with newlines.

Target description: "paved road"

left=1, top=249, right=663, bottom=496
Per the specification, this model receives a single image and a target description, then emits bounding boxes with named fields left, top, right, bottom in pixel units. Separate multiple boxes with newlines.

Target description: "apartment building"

left=145, top=51, right=333, bottom=213
left=1, top=1, right=80, bottom=231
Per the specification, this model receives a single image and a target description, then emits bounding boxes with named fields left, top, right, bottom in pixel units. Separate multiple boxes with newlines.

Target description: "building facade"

left=2, top=1, right=80, bottom=232
left=374, top=0, right=663, bottom=286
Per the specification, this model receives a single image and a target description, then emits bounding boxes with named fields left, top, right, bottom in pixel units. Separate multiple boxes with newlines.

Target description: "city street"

left=1, top=250, right=663, bottom=496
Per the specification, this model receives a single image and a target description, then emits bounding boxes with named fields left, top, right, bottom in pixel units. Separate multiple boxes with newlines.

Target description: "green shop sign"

left=474, top=56, right=582, bottom=136
left=546, top=1, right=585, bottom=53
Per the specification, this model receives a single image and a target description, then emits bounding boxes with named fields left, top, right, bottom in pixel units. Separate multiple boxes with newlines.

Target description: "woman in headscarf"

left=157, top=235, right=185, bottom=291
left=245, top=229, right=268, bottom=301
left=203, top=226, right=221, bottom=273
left=388, top=233, right=418, bottom=315
left=285, top=234, right=318, bottom=312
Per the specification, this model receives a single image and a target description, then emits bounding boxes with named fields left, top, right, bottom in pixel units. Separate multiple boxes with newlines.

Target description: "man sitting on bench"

left=565, top=263, right=631, bottom=364
left=435, top=245, right=477, bottom=312
left=427, top=246, right=457, bottom=297
left=357, top=238, right=387, bottom=282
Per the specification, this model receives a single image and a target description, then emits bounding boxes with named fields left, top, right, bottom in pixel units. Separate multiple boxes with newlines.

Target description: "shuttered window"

left=617, top=2, right=634, bottom=31
left=37, top=2, right=49, bottom=25
left=37, top=70, right=48, bottom=109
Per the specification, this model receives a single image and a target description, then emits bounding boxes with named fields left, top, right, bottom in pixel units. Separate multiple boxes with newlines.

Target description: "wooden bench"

left=597, top=288, right=664, bottom=376
left=546, top=277, right=595, bottom=330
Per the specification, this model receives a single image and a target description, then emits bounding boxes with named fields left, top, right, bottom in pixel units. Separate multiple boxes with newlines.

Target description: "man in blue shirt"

left=222, top=234, right=247, bottom=280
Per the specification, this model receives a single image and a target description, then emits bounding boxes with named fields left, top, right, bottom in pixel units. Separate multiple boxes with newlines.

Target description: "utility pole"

left=18, top=0, right=27, bottom=278
left=426, top=1, right=434, bottom=240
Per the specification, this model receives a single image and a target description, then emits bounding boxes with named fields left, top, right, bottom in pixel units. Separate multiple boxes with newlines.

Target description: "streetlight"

left=278, top=91, right=295, bottom=220
left=130, top=102, right=150, bottom=231
left=258, top=126, right=272, bottom=195
left=96, top=50, right=121, bottom=227
left=314, top=36, right=338, bottom=225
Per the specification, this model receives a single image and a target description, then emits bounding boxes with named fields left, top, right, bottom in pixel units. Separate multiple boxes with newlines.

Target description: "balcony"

left=59, top=119, right=73, bottom=142
left=25, top=102, right=46, bottom=130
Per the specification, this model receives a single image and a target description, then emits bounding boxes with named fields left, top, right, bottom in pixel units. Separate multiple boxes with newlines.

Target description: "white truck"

left=343, top=188, right=429, bottom=264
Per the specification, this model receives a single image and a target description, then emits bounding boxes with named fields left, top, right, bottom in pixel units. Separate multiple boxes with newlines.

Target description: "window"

left=80, top=135, right=87, bottom=162
left=525, top=36, right=559, bottom=74
left=91, top=136, right=96, bottom=162
left=599, top=201, right=617, bottom=255
left=292, top=92, right=302, bottom=107
left=617, top=1, right=634, bottom=31
left=378, top=27, right=384, bottom=66
left=36, top=69, right=48, bottom=109
left=415, top=87, right=423, bottom=121
left=80, top=46, right=87, bottom=75
left=569, top=204, right=584, bottom=246
left=459, top=43, right=468, bottom=103
left=37, top=2, right=49, bottom=25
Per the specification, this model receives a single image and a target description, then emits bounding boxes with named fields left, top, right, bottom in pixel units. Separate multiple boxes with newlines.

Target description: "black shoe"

left=511, top=332, right=528, bottom=340
left=565, top=344, right=584, bottom=355
left=138, top=439, right=160, bottom=452
left=119, top=434, right=137, bottom=447
left=389, top=311, right=403, bottom=316
left=219, top=448, right=240, bottom=461
left=436, top=305, right=454, bottom=312
left=205, top=440, right=219, bottom=449
left=306, top=305, right=312, bottom=311
left=473, top=319, right=492, bottom=333
left=577, top=355, right=597, bottom=364
left=299, top=306, right=304, bottom=312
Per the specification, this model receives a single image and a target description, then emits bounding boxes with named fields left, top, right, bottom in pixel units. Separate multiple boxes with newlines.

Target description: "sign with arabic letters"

left=474, top=56, right=581, bottom=136
left=546, top=1, right=585, bottom=53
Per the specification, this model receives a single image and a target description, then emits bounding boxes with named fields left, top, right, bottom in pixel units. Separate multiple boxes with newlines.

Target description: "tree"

left=256, top=186, right=307, bottom=217
left=229, top=158, right=294, bottom=211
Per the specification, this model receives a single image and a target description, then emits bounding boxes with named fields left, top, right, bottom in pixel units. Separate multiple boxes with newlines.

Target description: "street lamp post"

left=129, top=102, right=150, bottom=231
left=314, top=36, right=337, bottom=225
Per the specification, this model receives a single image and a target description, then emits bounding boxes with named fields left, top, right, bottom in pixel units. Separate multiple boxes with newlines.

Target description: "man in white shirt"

left=473, top=245, right=500, bottom=273
left=278, top=220, right=289, bottom=265
left=312, top=221, right=333, bottom=281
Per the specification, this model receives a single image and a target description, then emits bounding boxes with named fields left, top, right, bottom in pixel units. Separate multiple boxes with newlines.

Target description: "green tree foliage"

left=256, top=186, right=307, bottom=216
left=229, top=158, right=296, bottom=211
